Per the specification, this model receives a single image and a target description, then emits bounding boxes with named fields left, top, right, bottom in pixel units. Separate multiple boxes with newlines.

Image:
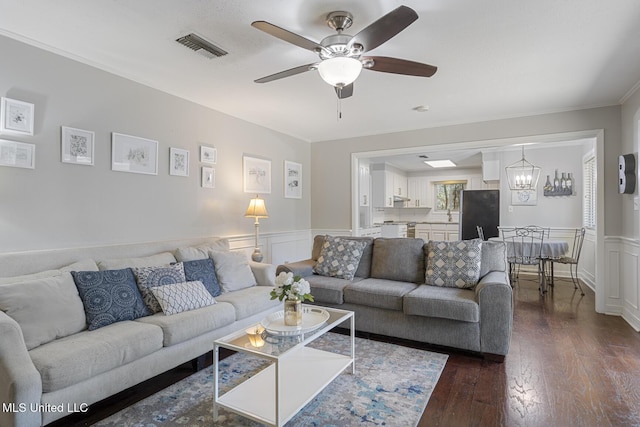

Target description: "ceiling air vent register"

left=175, top=33, right=228, bottom=59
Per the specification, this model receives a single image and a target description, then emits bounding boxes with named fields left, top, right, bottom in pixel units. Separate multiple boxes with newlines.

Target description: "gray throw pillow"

left=209, top=251, right=256, bottom=292
left=314, top=236, right=367, bottom=280
left=426, top=239, right=483, bottom=289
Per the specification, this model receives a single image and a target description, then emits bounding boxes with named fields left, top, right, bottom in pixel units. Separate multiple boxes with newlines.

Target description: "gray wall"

left=621, top=86, right=640, bottom=238
left=0, top=35, right=310, bottom=252
left=311, top=106, right=622, bottom=236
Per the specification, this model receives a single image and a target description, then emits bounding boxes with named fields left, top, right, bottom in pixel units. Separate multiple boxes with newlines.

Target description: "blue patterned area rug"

left=93, top=332, right=448, bottom=427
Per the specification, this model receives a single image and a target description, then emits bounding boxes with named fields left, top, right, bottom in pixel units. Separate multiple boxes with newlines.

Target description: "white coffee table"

left=213, top=306, right=355, bottom=427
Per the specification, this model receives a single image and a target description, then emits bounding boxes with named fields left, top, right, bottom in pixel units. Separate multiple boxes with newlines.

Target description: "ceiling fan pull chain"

left=337, top=87, right=342, bottom=120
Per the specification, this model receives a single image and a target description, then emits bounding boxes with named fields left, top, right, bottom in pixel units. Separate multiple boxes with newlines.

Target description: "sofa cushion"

left=182, top=258, right=221, bottom=297
left=479, top=240, right=508, bottom=277
left=343, top=278, right=418, bottom=311
left=210, top=251, right=256, bottom=292
left=0, top=273, right=86, bottom=350
left=97, top=252, right=177, bottom=271
left=403, top=285, right=480, bottom=322
left=71, top=269, right=152, bottom=330
left=370, top=238, right=426, bottom=284
left=426, top=239, right=483, bottom=289
left=311, top=235, right=374, bottom=278
left=174, top=238, right=230, bottom=262
left=150, top=281, right=217, bottom=315
left=28, top=320, right=163, bottom=392
left=306, top=275, right=364, bottom=305
left=135, top=302, right=237, bottom=347
left=215, top=286, right=281, bottom=320
left=314, top=236, right=367, bottom=280
left=0, top=258, right=99, bottom=285
left=132, top=264, right=187, bottom=313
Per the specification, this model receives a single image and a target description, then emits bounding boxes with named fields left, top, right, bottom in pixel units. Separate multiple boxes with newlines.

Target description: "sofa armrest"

left=0, top=312, right=42, bottom=427
left=475, top=271, right=513, bottom=357
left=249, top=261, right=276, bottom=287
left=275, top=260, right=315, bottom=278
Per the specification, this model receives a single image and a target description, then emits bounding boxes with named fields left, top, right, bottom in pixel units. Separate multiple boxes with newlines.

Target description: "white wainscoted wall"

left=604, top=237, right=640, bottom=331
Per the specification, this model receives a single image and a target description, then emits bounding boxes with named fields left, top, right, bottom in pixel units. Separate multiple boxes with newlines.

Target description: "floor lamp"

left=245, top=195, right=269, bottom=262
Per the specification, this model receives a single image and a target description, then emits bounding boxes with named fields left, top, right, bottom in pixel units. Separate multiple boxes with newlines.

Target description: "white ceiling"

left=1, top=0, right=640, bottom=143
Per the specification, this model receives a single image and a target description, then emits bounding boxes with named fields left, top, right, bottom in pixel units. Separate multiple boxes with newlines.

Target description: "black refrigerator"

left=459, top=190, right=500, bottom=240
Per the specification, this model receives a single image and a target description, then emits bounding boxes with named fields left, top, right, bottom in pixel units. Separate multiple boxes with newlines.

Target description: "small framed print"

left=111, top=132, right=158, bottom=175
left=202, top=166, right=215, bottom=188
left=511, top=189, right=538, bottom=206
left=200, top=146, right=217, bottom=164
left=1, top=97, right=35, bottom=136
left=169, top=147, right=189, bottom=177
left=61, top=126, right=95, bottom=165
left=284, top=160, right=302, bottom=199
left=0, top=139, right=35, bottom=169
left=243, top=155, right=271, bottom=194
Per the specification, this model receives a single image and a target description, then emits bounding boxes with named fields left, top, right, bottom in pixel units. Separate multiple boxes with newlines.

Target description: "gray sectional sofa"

left=277, top=235, right=513, bottom=361
left=0, top=237, right=281, bottom=427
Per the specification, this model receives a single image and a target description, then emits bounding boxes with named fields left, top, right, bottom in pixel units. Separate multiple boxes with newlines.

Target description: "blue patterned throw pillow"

left=71, top=269, right=152, bottom=330
left=426, top=239, right=483, bottom=289
left=181, top=259, right=221, bottom=297
left=132, top=263, right=186, bottom=313
left=150, top=281, right=216, bottom=315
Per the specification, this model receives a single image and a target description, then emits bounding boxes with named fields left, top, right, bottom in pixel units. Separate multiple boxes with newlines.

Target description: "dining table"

left=488, top=237, right=569, bottom=292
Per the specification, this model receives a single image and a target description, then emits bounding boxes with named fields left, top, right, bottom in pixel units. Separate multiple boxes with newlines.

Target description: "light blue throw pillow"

left=181, top=258, right=221, bottom=297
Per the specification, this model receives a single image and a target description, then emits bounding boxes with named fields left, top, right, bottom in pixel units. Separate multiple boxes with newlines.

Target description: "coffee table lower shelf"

left=216, top=346, right=353, bottom=426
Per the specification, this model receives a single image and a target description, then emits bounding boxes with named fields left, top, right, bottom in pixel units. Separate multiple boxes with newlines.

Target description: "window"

left=583, top=154, right=596, bottom=229
left=434, top=181, right=466, bottom=211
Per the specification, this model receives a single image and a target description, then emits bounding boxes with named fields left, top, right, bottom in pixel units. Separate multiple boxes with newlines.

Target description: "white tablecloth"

left=489, top=238, right=569, bottom=259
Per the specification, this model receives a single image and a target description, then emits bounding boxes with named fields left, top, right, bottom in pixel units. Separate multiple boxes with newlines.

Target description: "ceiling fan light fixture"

left=317, top=57, right=362, bottom=87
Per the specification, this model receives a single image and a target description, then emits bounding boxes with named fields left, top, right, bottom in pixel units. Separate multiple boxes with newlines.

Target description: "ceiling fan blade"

left=335, top=83, right=354, bottom=99
left=348, top=5, right=418, bottom=53
left=254, top=63, right=317, bottom=83
left=363, top=56, right=437, bottom=77
left=252, top=21, right=323, bottom=52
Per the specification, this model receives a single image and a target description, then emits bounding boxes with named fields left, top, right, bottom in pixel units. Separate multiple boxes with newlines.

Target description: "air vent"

left=176, top=33, right=228, bottom=59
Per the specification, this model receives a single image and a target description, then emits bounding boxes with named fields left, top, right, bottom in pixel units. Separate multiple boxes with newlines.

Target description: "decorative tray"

left=261, top=307, right=330, bottom=336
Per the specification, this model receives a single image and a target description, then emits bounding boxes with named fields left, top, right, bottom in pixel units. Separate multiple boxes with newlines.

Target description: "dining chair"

left=549, top=228, right=586, bottom=295
left=476, top=226, right=485, bottom=241
left=501, top=226, right=546, bottom=291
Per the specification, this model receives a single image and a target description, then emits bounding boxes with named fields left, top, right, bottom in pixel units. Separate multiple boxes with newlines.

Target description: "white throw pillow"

left=150, top=281, right=216, bottom=315
left=209, top=251, right=256, bottom=292
left=0, top=273, right=87, bottom=349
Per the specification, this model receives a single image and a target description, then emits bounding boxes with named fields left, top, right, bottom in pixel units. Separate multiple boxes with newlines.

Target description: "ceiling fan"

left=251, top=5, right=437, bottom=99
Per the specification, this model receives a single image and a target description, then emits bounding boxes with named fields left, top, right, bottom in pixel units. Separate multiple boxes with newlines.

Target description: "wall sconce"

left=245, top=195, right=269, bottom=262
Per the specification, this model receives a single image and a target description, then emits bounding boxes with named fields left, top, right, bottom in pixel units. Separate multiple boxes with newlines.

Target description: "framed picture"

left=511, top=189, right=538, bottom=206
left=1, top=97, right=35, bottom=136
left=111, top=132, right=158, bottom=175
left=0, top=139, right=35, bottom=169
left=169, top=147, right=189, bottom=177
left=243, top=156, right=271, bottom=194
left=61, top=126, right=95, bottom=165
left=200, top=146, right=217, bottom=164
left=284, top=160, right=302, bottom=199
left=202, top=166, right=215, bottom=188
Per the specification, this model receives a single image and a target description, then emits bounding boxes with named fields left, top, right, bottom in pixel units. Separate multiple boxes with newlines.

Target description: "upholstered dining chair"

left=500, top=226, right=546, bottom=292
left=549, top=228, right=586, bottom=296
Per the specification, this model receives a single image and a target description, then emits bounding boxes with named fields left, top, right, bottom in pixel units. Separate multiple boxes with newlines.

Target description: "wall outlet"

left=508, top=205, right=514, bottom=213
left=634, top=197, right=639, bottom=211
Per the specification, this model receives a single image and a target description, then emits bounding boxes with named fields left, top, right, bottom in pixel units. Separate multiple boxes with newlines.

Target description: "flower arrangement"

left=270, top=272, right=314, bottom=302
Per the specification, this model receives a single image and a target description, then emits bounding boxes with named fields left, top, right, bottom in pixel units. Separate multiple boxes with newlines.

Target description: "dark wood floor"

left=53, top=275, right=640, bottom=427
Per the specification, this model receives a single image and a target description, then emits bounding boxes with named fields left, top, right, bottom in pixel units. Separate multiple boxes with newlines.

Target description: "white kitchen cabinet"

left=359, top=164, right=370, bottom=206
left=358, top=226, right=381, bottom=238
left=381, top=224, right=407, bottom=238
left=393, top=172, right=407, bottom=197
left=372, top=170, right=394, bottom=207
left=416, top=223, right=459, bottom=241
left=482, top=160, right=501, bottom=182
left=407, top=177, right=430, bottom=208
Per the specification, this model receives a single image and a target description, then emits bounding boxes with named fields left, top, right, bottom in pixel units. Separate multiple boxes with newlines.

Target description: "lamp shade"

left=505, top=148, right=541, bottom=190
left=317, top=57, right=363, bottom=87
left=245, top=196, right=269, bottom=218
